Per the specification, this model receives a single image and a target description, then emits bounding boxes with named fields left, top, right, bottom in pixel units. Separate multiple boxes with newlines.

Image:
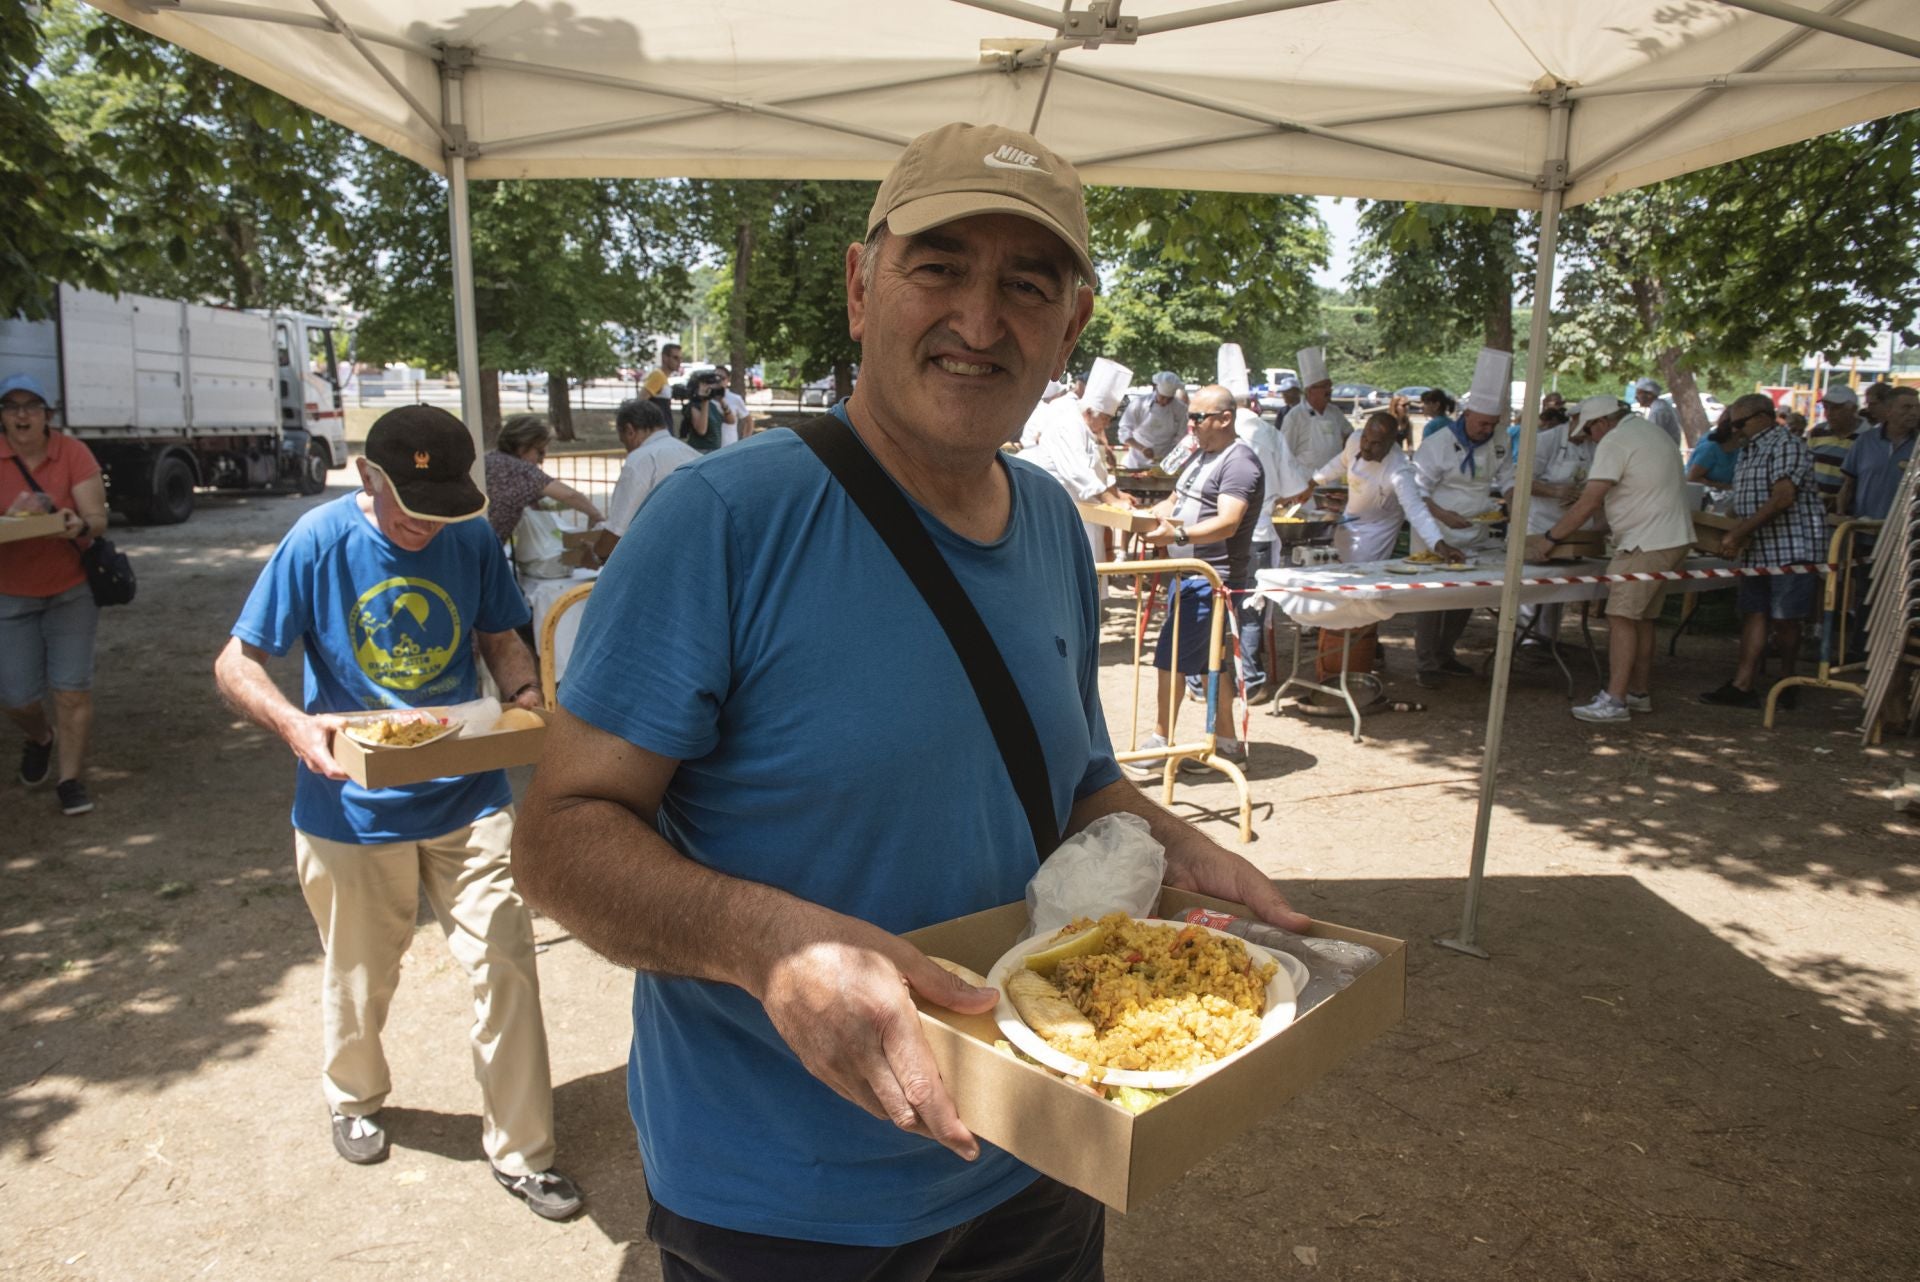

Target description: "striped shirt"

left=1730, top=426, right=1824, bottom=567
left=1805, top=429, right=1855, bottom=502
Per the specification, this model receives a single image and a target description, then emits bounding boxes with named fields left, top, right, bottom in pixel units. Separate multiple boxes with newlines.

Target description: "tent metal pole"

left=307, top=0, right=454, bottom=150
left=440, top=59, right=485, bottom=470
left=1565, top=65, right=1920, bottom=100
left=1436, top=88, right=1572, bottom=961
left=1716, top=0, right=1920, bottom=62
left=1134, top=0, right=1341, bottom=36
left=158, top=0, right=434, bottom=56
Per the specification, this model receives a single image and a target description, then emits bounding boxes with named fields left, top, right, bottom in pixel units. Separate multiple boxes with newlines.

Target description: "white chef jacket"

left=1280, top=401, right=1351, bottom=476
left=1025, top=397, right=1113, bottom=501
left=1411, top=423, right=1514, bottom=553
left=1315, top=435, right=1452, bottom=564
left=1508, top=425, right=1595, bottom=535
left=1235, top=409, right=1309, bottom=547
left=1117, top=393, right=1187, bottom=469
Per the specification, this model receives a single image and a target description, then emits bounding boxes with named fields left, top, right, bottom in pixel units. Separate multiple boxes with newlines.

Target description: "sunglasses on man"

left=1186, top=409, right=1230, bottom=424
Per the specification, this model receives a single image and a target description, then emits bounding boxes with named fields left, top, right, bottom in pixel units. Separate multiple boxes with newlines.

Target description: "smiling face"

left=357, top=460, right=448, bottom=553
left=846, top=213, right=1092, bottom=458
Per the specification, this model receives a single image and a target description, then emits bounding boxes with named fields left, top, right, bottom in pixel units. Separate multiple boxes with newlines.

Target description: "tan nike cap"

left=868, top=122, right=1097, bottom=290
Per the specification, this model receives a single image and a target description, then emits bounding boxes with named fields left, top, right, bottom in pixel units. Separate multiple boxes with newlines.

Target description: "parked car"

left=1394, top=385, right=1432, bottom=403
left=801, top=373, right=852, bottom=407
left=1330, top=382, right=1387, bottom=412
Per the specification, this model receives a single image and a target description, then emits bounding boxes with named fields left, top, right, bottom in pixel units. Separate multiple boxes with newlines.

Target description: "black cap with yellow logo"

left=362, top=405, right=488, bottom=522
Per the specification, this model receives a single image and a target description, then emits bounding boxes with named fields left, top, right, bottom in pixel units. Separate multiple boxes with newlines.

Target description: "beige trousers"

left=293, top=808, right=556, bottom=1176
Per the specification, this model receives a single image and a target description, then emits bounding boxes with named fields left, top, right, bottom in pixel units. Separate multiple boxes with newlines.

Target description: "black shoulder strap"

left=10, top=454, right=47, bottom=496
left=792, top=415, right=1060, bottom=862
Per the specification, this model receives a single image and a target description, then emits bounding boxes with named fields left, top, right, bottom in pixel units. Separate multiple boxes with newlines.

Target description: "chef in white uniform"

left=1308, top=411, right=1463, bottom=686
left=1016, top=378, right=1071, bottom=448
left=1408, top=347, right=1516, bottom=686
left=1222, top=344, right=1310, bottom=705
left=1279, top=347, right=1350, bottom=476
left=1025, top=356, right=1134, bottom=570
left=1117, top=371, right=1188, bottom=469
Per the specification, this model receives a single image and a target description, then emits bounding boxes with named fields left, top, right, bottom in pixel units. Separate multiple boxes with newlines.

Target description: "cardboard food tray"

left=1546, top=531, right=1607, bottom=561
left=0, top=513, right=69, bottom=544
left=905, top=887, right=1405, bottom=1213
left=332, top=708, right=549, bottom=788
left=1075, top=501, right=1159, bottom=535
left=1691, top=509, right=1740, bottom=554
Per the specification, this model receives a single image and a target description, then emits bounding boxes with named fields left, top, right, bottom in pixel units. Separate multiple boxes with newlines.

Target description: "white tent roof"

left=92, top=0, right=1919, bottom=208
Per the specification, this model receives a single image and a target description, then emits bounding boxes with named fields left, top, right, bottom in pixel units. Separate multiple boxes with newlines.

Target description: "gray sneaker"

left=1180, top=737, right=1249, bottom=773
left=330, top=1112, right=388, bottom=1165
left=1571, top=693, right=1630, bottom=724
left=494, top=1167, right=584, bottom=1221
left=1624, top=691, right=1652, bottom=713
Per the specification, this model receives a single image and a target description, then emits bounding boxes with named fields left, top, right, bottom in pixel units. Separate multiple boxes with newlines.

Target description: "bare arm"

left=514, top=708, right=999, bottom=1160
left=61, top=474, right=109, bottom=540
left=1835, top=476, right=1854, bottom=518
left=1067, top=780, right=1309, bottom=930
left=1145, top=495, right=1248, bottom=546
left=477, top=629, right=540, bottom=708
left=1721, top=476, right=1799, bottom=555
left=542, top=478, right=604, bottom=526
left=213, top=636, right=348, bottom=780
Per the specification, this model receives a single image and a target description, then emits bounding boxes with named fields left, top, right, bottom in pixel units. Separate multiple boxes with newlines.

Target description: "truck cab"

left=273, top=312, right=349, bottom=491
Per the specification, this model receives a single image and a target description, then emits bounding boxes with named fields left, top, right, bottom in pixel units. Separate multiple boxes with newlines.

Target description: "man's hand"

left=58, top=508, right=85, bottom=539
left=1524, top=534, right=1554, bottom=562
left=1437, top=508, right=1472, bottom=530
left=1164, top=839, right=1311, bottom=933
left=508, top=683, right=544, bottom=711
left=288, top=712, right=349, bottom=780
left=1718, top=532, right=1747, bottom=560
left=1142, top=520, right=1180, bottom=546
left=759, top=926, right=998, bottom=1161
left=1433, top=540, right=1467, bottom=564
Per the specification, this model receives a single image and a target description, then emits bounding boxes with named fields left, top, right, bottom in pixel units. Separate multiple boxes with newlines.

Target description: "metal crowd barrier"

left=1765, top=517, right=1882, bottom=730
left=1096, top=557, right=1254, bottom=843
left=543, top=448, right=626, bottom=495
left=538, top=582, right=596, bottom=710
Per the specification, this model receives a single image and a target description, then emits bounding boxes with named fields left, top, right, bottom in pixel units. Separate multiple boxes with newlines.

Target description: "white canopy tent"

left=88, top=0, right=1920, bottom=953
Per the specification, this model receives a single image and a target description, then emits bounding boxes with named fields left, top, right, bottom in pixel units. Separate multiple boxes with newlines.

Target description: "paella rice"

left=1026, top=912, right=1277, bottom=1073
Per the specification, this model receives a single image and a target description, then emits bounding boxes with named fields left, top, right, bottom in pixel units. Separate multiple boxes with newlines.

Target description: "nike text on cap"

left=363, top=404, right=489, bottom=523
left=867, top=122, right=1097, bottom=291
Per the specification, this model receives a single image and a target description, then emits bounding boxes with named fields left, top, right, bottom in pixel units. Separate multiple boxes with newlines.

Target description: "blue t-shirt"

left=231, top=494, right=530, bottom=843
left=1687, top=437, right=1738, bottom=486
left=1841, top=426, right=1914, bottom=521
left=561, top=411, right=1122, bottom=1246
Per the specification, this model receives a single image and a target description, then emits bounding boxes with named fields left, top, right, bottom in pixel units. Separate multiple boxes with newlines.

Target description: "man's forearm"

left=515, top=785, right=838, bottom=998
left=478, top=629, right=538, bottom=699
left=214, top=641, right=302, bottom=738
left=1068, top=777, right=1208, bottom=864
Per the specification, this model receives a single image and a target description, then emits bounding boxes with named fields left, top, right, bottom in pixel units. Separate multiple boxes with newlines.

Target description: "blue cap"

left=0, top=373, right=52, bottom=406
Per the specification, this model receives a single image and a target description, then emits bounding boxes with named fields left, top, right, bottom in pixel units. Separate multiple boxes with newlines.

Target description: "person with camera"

left=679, top=369, right=734, bottom=454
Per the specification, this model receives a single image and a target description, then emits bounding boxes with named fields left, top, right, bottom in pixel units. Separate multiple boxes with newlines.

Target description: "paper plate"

left=987, top=919, right=1308, bottom=1090
left=341, top=714, right=455, bottom=750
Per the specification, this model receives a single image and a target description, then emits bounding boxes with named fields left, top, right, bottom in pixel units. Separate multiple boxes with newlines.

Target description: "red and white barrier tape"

left=1269, top=561, right=1836, bottom=596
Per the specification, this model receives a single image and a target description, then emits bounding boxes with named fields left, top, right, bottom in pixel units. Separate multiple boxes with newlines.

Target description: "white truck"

left=0, top=285, right=349, bottom=524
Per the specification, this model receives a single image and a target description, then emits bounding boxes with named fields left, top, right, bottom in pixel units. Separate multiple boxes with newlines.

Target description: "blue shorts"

left=1736, top=566, right=1819, bottom=621
left=0, top=584, right=99, bottom=707
left=1153, top=575, right=1221, bottom=675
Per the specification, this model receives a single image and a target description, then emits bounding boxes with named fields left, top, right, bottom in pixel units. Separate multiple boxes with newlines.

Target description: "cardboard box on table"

left=331, top=708, right=549, bottom=789
left=1545, top=530, right=1607, bottom=561
left=0, top=513, right=69, bottom=544
left=1691, top=510, right=1740, bottom=555
left=904, top=887, right=1405, bottom=1213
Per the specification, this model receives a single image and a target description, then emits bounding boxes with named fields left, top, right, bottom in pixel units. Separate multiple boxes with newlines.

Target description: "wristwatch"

left=1169, top=520, right=1188, bottom=543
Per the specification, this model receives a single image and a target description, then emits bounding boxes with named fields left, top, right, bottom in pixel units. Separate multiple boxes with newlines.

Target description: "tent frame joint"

left=437, top=42, right=476, bottom=72
left=1063, top=1, right=1139, bottom=46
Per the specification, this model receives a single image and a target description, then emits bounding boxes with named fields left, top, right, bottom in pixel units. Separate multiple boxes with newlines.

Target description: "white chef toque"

left=1296, top=347, right=1330, bottom=387
left=1216, top=343, right=1251, bottom=398
left=1081, top=357, right=1132, bottom=416
left=1461, top=347, right=1513, bottom=416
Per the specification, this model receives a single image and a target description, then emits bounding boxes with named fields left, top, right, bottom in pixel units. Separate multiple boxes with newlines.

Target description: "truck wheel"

left=146, top=454, right=197, bottom=525
left=297, top=440, right=330, bottom=495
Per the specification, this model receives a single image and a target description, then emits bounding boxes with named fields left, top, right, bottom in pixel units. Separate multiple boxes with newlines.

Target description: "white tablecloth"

left=1255, top=555, right=1745, bottom=630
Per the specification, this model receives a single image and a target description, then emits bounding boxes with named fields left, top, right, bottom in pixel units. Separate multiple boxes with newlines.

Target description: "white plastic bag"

left=1022, top=813, right=1166, bottom=940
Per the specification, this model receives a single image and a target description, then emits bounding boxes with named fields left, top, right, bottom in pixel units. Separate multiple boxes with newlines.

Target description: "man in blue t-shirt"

left=513, top=123, right=1309, bottom=1281
left=213, top=406, right=582, bottom=1220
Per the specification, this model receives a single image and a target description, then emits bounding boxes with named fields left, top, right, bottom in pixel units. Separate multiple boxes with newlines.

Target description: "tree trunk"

left=1484, top=270, right=1514, bottom=354
left=1657, top=350, right=1710, bottom=446
left=730, top=215, right=753, bottom=383
left=546, top=369, right=575, bottom=441
left=478, top=369, right=502, bottom=448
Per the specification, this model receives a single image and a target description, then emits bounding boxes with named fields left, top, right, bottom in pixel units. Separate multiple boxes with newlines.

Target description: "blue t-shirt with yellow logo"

left=232, top=493, right=530, bottom=843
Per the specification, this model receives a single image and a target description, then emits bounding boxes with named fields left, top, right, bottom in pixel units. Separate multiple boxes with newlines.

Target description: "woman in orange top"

left=1, top=374, right=111, bottom=815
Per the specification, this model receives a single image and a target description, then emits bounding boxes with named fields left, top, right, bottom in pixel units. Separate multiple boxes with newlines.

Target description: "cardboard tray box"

left=1075, top=501, right=1159, bottom=535
left=904, top=887, right=1405, bottom=1212
left=0, top=513, right=69, bottom=544
left=331, top=708, right=549, bottom=789
left=1546, top=530, right=1607, bottom=561
left=1692, top=509, right=1740, bottom=554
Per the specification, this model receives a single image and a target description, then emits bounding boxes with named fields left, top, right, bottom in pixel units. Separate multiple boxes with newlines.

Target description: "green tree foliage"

left=1076, top=188, right=1327, bottom=379
left=336, top=148, right=689, bottom=437
left=682, top=182, right=781, bottom=381
left=1350, top=203, right=1528, bottom=356
left=735, top=181, right=874, bottom=397
left=32, top=0, right=351, bottom=311
left=2, top=3, right=116, bottom=317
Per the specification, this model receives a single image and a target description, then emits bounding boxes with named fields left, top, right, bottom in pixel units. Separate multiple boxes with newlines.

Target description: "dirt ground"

left=3, top=461, right=1916, bottom=1281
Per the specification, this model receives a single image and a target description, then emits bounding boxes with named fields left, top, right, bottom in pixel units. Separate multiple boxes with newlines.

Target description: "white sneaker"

left=1124, top=734, right=1169, bottom=778
left=1571, top=693, right=1630, bottom=724
left=1624, top=692, right=1652, bottom=713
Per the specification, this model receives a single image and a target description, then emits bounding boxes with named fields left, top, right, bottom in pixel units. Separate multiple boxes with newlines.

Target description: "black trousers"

left=648, top=1175, right=1105, bottom=1282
